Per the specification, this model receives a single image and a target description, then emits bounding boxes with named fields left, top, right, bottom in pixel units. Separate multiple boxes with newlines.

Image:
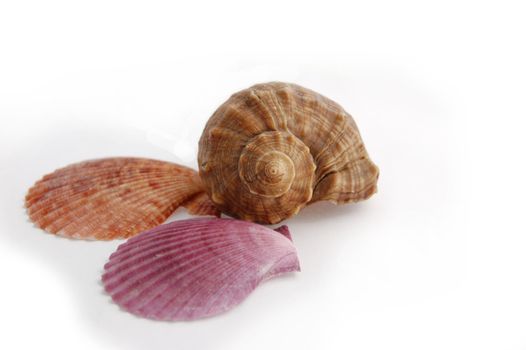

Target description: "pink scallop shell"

left=102, top=218, right=300, bottom=321
left=25, top=157, right=209, bottom=240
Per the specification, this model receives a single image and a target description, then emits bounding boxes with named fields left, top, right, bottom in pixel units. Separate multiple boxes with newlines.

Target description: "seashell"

left=102, top=218, right=300, bottom=321
left=25, top=157, right=212, bottom=240
left=198, top=82, right=379, bottom=224
left=25, top=82, right=378, bottom=239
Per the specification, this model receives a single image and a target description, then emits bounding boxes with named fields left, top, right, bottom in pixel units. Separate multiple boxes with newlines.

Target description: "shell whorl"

left=239, top=131, right=314, bottom=198
left=198, top=82, right=379, bottom=224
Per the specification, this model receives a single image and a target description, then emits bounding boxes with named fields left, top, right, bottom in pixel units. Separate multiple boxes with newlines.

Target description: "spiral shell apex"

left=198, top=82, right=379, bottom=224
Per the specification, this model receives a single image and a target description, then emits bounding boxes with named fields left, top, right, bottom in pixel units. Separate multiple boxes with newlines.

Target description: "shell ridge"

left=29, top=174, right=180, bottom=219
left=29, top=159, right=177, bottom=188
left=26, top=158, right=202, bottom=240
left=198, top=246, right=298, bottom=319
left=29, top=158, right=191, bottom=193
left=102, top=218, right=300, bottom=321
left=158, top=239, right=294, bottom=320
left=54, top=176, right=198, bottom=239
left=249, top=89, right=279, bottom=131
left=312, top=117, right=350, bottom=165
left=74, top=174, right=200, bottom=237
left=182, top=248, right=279, bottom=320
left=107, top=221, right=216, bottom=259
left=104, top=230, right=260, bottom=281
left=313, top=137, right=360, bottom=181
left=105, top=233, right=251, bottom=288
left=123, top=240, right=279, bottom=318
left=154, top=244, right=270, bottom=320
left=104, top=236, right=267, bottom=299
left=104, top=227, right=228, bottom=273
left=269, top=87, right=289, bottom=131
left=105, top=241, right=246, bottom=307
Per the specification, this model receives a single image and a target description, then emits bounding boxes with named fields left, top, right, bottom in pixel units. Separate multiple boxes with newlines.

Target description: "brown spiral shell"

left=198, top=82, right=379, bottom=224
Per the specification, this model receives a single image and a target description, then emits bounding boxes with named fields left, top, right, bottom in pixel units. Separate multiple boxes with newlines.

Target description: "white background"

left=1, top=1, right=525, bottom=349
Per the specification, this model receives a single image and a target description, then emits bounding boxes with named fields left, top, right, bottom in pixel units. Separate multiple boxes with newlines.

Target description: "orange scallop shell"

left=25, top=157, right=218, bottom=240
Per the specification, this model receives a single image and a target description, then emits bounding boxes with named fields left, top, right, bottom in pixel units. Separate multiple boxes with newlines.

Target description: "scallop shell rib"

left=25, top=157, right=205, bottom=240
left=102, top=218, right=300, bottom=321
left=198, top=82, right=379, bottom=224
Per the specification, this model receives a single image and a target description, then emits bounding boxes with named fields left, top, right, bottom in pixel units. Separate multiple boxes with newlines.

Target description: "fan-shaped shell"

left=25, top=157, right=214, bottom=240
left=198, top=82, right=379, bottom=224
left=102, top=218, right=300, bottom=321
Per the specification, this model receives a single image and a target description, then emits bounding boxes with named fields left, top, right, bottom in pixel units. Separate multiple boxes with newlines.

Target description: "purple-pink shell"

left=102, top=218, right=300, bottom=321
